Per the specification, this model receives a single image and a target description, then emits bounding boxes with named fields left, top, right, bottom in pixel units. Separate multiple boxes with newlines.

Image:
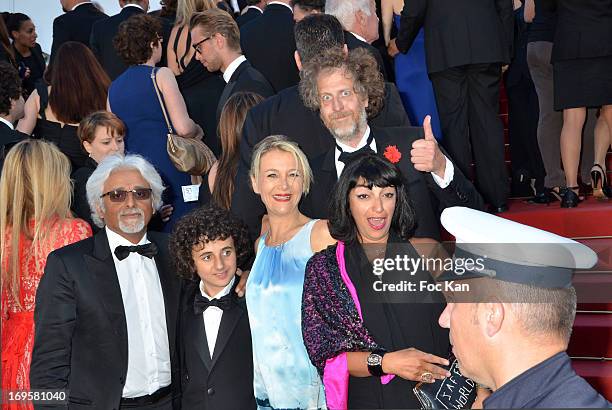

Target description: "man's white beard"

left=118, top=208, right=146, bottom=234
left=328, top=108, right=368, bottom=144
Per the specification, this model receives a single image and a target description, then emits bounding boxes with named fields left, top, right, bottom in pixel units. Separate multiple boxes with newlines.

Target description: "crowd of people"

left=0, top=0, right=611, bottom=409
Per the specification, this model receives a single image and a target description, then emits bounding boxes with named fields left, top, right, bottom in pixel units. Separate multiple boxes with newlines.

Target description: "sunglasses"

left=192, top=35, right=214, bottom=55
left=101, top=188, right=153, bottom=202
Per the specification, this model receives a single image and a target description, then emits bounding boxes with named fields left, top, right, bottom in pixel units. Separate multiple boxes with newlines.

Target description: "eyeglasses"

left=100, top=188, right=153, bottom=202
left=192, top=35, right=213, bottom=55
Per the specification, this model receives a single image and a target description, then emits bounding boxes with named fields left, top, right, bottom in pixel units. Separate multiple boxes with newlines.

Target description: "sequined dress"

left=246, top=219, right=326, bottom=410
left=1, top=218, right=91, bottom=409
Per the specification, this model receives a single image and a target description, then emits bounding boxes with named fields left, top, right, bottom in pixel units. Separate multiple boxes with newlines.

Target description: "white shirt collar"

left=246, top=5, right=263, bottom=13
left=335, top=126, right=373, bottom=153
left=230, top=0, right=240, bottom=13
left=106, top=226, right=150, bottom=257
left=223, top=55, right=247, bottom=83
left=71, top=2, right=92, bottom=11
left=267, top=1, right=293, bottom=12
left=350, top=31, right=368, bottom=43
left=122, top=3, right=144, bottom=11
left=200, top=276, right=236, bottom=300
left=0, top=117, right=14, bottom=130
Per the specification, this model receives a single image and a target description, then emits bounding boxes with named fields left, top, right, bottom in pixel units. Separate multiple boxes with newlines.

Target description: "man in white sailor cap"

left=436, top=207, right=611, bottom=409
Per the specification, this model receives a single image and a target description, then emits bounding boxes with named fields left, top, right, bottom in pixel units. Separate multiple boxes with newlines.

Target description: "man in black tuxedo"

left=90, top=0, right=148, bottom=80
left=299, top=47, right=484, bottom=239
left=190, top=8, right=274, bottom=125
left=240, top=0, right=299, bottom=92
left=0, top=62, right=27, bottom=174
left=236, top=0, right=264, bottom=27
left=392, top=0, right=513, bottom=212
left=170, top=207, right=256, bottom=410
left=30, top=155, right=180, bottom=409
left=231, top=14, right=410, bottom=240
left=325, top=0, right=388, bottom=80
left=51, top=0, right=107, bottom=61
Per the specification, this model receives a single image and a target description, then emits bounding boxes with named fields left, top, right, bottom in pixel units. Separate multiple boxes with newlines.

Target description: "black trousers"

left=505, top=73, right=546, bottom=195
left=430, top=63, right=509, bottom=207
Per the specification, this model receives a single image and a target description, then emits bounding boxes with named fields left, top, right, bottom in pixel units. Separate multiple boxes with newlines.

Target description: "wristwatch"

left=367, top=349, right=387, bottom=377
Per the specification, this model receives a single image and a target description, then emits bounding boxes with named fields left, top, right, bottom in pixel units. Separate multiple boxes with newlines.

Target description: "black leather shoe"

left=561, top=187, right=581, bottom=208
left=529, top=188, right=562, bottom=205
left=488, top=204, right=509, bottom=214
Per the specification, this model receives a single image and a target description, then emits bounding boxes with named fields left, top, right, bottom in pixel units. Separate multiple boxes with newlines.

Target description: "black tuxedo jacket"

left=90, top=6, right=144, bottom=80
left=231, top=83, right=410, bottom=240
left=551, top=0, right=612, bottom=62
left=179, top=280, right=256, bottom=410
left=240, top=3, right=299, bottom=92
left=237, top=7, right=262, bottom=28
left=216, top=59, right=274, bottom=122
left=51, top=2, right=107, bottom=61
left=301, top=127, right=485, bottom=240
left=0, top=122, right=28, bottom=174
left=395, top=0, right=514, bottom=73
left=344, top=31, right=388, bottom=80
left=30, top=230, right=181, bottom=409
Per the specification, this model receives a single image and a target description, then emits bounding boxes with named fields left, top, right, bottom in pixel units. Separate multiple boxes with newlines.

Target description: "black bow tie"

left=336, top=132, right=375, bottom=165
left=194, top=292, right=235, bottom=314
left=114, top=242, right=158, bottom=261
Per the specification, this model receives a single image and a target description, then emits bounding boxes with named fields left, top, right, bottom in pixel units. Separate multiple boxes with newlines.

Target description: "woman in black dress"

left=6, top=13, right=45, bottom=97
left=167, top=0, right=226, bottom=155
left=552, top=0, right=612, bottom=207
left=16, top=42, right=110, bottom=170
left=302, top=153, right=452, bottom=409
left=198, top=91, right=263, bottom=208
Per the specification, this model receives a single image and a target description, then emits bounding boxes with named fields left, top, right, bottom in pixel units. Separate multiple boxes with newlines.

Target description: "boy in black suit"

left=169, top=206, right=256, bottom=410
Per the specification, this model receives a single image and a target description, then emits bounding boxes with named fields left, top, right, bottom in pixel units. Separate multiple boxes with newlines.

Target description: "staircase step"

left=571, top=359, right=612, bottom=400
left=568, top=313, right=612, bottom=358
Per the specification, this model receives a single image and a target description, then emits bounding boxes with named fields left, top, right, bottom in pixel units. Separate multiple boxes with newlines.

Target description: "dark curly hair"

left=169, top=205, right=253, bottom=281
left=328, top=153, right=415, bottom=244
left=114, top=14, right=162, bottom=65
left=0, top=62, right=22, bottom=115
left=299, top=47, right=384, bottom=119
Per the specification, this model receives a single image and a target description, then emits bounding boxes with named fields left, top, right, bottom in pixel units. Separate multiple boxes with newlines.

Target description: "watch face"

left=367, top=353, right=382, bottom=366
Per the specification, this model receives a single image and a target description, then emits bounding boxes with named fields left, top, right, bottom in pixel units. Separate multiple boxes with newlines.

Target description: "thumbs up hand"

left=410, top=116, right=446, bottom=178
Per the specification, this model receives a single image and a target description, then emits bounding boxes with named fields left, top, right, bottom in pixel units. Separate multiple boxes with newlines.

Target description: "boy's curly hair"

left=169, top=205, right=253, bottom=281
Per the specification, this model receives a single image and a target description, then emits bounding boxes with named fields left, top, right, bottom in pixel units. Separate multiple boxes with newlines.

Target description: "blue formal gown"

left=246, top=219, right=326, bottom=410
left=394, top=15, right=443, bottom=140
left=108, top=65, right=197, bottom=232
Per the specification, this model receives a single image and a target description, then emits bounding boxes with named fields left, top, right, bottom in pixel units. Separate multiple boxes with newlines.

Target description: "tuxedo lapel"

left=210, top=302, right=245, bottom=370
left=184, top=297, right=213, bottom=370
left=84, top=230, right=128, bottom=362
left=217, top=81, right=238, bottom=120
left=149, top=232, right=179, bottom=359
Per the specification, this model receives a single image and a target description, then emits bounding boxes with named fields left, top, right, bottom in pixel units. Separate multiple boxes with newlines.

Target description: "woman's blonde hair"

left=0, top=139, right=73, bottom=306
left=176, top=0, right=217, bottom=27
left=249, top=135, right=313, bottom=195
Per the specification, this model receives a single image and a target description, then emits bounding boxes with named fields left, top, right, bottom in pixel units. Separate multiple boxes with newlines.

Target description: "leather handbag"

left=150, top=68, right=216, bottom=175
left=413, top=355, right=477, bottom=409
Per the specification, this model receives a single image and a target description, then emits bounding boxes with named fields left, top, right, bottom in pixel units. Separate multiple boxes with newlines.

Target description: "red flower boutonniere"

left=383, top=145, right=402, bottom=164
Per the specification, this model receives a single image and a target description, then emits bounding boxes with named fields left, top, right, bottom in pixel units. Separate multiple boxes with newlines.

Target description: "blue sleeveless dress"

left=108, top=65, right=197, bottom=232
left=246, top=219, right=326, bottom=410
left=393, top=15, right=443, bottom=141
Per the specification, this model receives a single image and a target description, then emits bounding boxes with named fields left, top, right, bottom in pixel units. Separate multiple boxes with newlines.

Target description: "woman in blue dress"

left=246, top=136, right=336, bottom=409
left=108, top=14, right=204, bottom=232
left=383, top=0, right=443, bottom=140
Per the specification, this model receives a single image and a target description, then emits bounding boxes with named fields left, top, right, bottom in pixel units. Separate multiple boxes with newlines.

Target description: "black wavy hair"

left=328, top=153, right=416, bottom=244
left=0, top=62, right=21, bottom=115
left=169, top=205, right=253, bottom=281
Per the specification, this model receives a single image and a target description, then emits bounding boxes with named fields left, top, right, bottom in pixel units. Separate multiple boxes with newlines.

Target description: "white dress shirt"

left=349, top=31, right=367, bottom=43
left=223, top=55, right=247, bottom=83
left=122, top=3, right=145, bottom=11
left=106, top=227, right=171, bottom=398
left=0, top=117, right=14, bottom=130
left=199, top=276, right=236, bottom=358
left=245, top=5, right=263, bottom=13
left=71, top=2, right=92, bottom=11
left=230, top=0, right=240, bottom=13
left=267, top=1, right=293, bottom=12
left=334, top=126, right=454, bottom=188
